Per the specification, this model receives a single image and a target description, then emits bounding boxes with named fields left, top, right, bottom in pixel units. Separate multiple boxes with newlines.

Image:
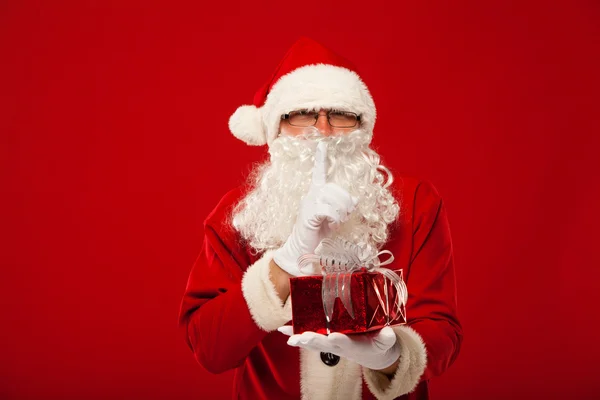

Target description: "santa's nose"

left=315, top=111, right=334, bottom=136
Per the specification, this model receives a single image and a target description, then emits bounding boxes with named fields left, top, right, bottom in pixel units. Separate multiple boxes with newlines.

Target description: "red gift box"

left=289, top=269, right=406, bottom=335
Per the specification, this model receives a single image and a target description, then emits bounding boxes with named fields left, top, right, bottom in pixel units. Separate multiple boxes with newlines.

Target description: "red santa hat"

left=228, top=37, right=377, bottom=146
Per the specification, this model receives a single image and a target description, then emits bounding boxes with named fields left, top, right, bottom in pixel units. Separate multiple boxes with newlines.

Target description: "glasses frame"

left=281, top=110, right=361, bottom=128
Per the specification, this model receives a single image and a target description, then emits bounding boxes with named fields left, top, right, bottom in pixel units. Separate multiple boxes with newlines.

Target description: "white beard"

left=231, top=127, right=401, bottom=259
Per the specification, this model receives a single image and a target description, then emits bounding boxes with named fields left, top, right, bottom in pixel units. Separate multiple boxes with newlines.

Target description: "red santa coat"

left=179, top=176, right=463, bottom=399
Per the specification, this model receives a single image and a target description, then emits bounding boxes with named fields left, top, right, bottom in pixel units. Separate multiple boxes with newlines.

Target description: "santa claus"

left=179, top=37, right=462, bottom=400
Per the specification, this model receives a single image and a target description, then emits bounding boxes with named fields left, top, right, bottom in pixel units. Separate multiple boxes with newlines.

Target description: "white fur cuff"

left=362, top=325, right=427, bottom=400
left=241, top=250, right=293, bottom=331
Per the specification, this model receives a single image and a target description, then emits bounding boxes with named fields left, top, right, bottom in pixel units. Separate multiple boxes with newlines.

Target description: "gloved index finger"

left=311, top=141, right=328, bottom=187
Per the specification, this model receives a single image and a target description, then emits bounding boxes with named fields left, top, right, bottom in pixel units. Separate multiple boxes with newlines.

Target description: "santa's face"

left=231, top=123, right=400, bottom=258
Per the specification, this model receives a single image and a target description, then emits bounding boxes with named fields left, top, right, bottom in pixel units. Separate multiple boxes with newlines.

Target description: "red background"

left=2, top=1, right=599, bottom=399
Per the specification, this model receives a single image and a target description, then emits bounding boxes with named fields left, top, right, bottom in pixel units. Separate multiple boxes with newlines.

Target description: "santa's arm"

left=179, top=220, right=292, bottom=374
left=363, top=180, right=464, bottom=399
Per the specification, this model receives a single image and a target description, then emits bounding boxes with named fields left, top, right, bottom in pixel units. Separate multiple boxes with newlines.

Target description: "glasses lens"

left=329, top=111, right=358, bottom=128
left=288, top=111, right=317, bottom=127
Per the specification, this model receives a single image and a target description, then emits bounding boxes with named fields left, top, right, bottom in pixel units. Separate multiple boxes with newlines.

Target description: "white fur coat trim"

left=362, top=324, right=427, bottom=399
left=300, top=348, right=362, bottom=400
left=241, top=250, right=293, bottom=331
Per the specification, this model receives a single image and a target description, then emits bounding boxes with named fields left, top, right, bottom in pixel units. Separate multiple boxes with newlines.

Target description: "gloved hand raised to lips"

left=273, top=141, right=359, bottom=277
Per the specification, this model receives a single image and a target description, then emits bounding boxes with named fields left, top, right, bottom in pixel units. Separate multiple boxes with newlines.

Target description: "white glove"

left=273, top=141, right=358, bottom=276
left=277, top=326, right=401, bottom=371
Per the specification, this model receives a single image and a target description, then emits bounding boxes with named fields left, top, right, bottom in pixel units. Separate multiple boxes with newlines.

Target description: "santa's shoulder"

left=203, top=186, right=246, bottom=234
left=390, top=175, right=443, bottom=203
left=389, top=175, right=444, bottom=226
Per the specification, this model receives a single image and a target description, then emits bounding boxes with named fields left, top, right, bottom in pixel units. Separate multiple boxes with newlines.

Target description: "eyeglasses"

left=281, top=110, right=361, bottom=128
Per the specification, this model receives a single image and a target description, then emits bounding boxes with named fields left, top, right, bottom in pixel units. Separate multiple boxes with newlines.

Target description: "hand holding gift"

left=277, top=325, right=401, bottom=371
left=273, top=141, right=358, bottom=276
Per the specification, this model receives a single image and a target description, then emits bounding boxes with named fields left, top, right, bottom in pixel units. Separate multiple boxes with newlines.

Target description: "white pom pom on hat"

left=228, top=37, right=376, bottom=146
left=228, top=105, right=266, bottom=146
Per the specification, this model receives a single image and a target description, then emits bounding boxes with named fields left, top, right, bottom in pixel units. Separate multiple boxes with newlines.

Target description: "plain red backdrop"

left=1, top=1, right=599, bottom=399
